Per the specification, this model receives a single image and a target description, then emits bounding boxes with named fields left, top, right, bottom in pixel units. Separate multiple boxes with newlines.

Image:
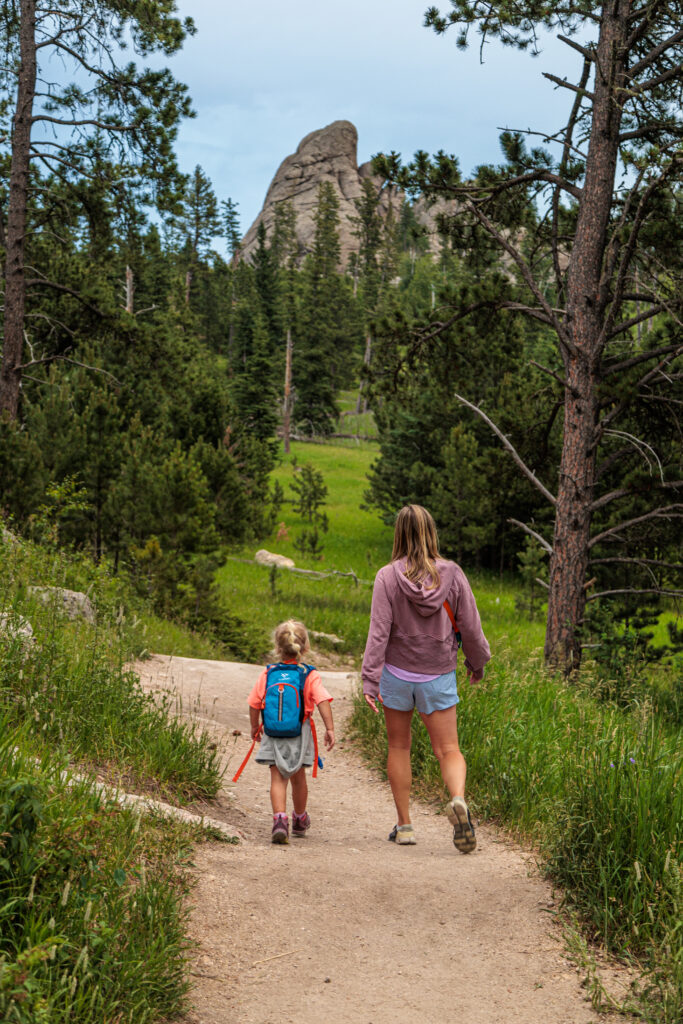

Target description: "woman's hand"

left=324, top=729, right=335, bottom=750
left=364, top=694, right=380, bottom=714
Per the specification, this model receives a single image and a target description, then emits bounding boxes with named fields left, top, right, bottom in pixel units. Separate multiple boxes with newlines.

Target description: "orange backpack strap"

left=308, top=716, right=319, bottom=779
left=443, top=600, right=462, bottom=648
left=231, top=724, right=262, bottom=782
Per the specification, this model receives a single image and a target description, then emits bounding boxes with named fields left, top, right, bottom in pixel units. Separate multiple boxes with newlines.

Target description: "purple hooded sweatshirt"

left=361, top=558, right=491, bottom=699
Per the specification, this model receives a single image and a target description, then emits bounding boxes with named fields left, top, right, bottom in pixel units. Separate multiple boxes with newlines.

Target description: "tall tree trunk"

left=0, top=0, right=37, bottom=421
left=356, top=334, right=372, bottom=414
left=545, top=3, right=630, bottom=671
left=125, top=265, right=135, bottom=315
left=283, top=326, right=292, bottom=453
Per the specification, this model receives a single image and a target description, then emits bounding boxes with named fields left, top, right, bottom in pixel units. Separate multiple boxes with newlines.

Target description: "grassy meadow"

left=216, top=439, right=546, bottom=662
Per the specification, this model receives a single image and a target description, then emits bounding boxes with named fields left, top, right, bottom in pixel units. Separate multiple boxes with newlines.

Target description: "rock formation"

left=239, top=120, right=405, bottom=269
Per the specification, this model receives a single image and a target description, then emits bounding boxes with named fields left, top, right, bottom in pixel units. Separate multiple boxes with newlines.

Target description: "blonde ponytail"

left=274, top=619, right=309, bottom=662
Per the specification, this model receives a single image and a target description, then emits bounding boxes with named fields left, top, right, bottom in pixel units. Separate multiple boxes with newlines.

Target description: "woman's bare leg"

left=383, top=706, right=414, bottom=825
left=419, top=705, right=466, bottom=798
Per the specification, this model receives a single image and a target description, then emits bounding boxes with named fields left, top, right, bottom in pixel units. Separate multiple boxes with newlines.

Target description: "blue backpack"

left=262, top=663, right=313, bottom=738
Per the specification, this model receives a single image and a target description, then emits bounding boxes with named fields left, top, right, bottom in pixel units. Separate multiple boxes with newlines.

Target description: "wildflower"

left=629, top=757, right=636, bottom=764
left=610, top=762, right=615, bottom=768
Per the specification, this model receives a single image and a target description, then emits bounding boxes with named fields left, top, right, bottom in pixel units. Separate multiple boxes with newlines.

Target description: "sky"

left=168, top=1, right=580, bottom=238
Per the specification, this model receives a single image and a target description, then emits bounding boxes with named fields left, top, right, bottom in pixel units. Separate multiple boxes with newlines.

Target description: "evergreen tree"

left=0, top=0, right=194, bottom=419
left=294, top=182, right=361, bottom=433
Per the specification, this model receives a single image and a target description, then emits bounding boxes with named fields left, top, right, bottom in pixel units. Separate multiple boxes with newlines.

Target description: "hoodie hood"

left=392, top=559, right=456, bottom=617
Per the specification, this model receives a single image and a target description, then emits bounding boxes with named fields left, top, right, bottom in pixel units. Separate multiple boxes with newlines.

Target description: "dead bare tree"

left=377, top=1, right=683, bottom=672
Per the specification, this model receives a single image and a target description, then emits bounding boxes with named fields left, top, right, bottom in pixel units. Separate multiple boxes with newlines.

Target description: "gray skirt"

left=255, top=720, right=315, bottom=779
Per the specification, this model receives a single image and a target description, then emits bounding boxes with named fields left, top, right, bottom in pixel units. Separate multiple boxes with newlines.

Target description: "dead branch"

left=589, top=504, right=683, bottom=548
left=455, top=394, right=557, bottom=506
left=587, top=588, right=683, bottom=602
left=542, top=72, right=594, bottom=100
left=507, top=519, right=553, bottom=554
left=461, top=199, right=575, bottom=356
left=590, top=557, right=682, bottom=570
left=530, top=360, right=576, bottom=394
left=603, top=341, right=683, bottom=377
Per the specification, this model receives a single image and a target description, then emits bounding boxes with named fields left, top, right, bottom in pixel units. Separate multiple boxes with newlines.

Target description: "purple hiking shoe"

left=292, top=812, right=311, bottom=837
left=271, top=813, right=289, bottom=844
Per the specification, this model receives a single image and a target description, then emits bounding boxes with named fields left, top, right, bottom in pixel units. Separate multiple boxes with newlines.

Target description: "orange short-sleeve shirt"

left=247, top=662, right=332, bottom=717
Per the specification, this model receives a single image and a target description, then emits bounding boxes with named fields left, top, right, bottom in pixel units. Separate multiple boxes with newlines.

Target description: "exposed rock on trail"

left=137, top=654, right=626, bottom=1024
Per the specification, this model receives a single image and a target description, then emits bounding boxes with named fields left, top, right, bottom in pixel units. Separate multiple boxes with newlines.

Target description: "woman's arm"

left=361, top=570, right=392, bottom=711
left=453, top=567, right=491, bottom=682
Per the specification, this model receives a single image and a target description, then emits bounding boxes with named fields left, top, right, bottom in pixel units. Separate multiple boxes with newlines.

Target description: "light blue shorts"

left=379, top=666, right=459, bottom=714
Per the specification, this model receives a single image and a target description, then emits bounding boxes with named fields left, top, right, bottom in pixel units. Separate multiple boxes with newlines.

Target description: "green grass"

left=336, top=389, right=379, bottom=438
left=0, top=535, right=234, bottom=1023
left=0, top=541, right=222, bottom=801
left=216, top=441, right=393, bottom=657
left=0, top=730, right=225, bottom=1024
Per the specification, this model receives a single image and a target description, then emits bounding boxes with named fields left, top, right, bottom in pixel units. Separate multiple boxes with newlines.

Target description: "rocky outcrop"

left=29, top=586, right=96, bottom=624
left=239, top=120, right=404, bottom=269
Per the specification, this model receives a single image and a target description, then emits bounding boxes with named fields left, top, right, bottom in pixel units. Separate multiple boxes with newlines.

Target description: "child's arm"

left=249, top=706, right=261, bottom=740
left=317, top=699, right=335, bottom=750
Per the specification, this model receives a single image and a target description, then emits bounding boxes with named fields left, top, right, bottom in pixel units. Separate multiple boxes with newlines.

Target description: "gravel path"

left=137, top=654, right=626, bottom=1024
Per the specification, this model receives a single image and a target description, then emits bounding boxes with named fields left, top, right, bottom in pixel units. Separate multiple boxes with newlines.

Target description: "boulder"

left=29, top=586, right=96, bottom=624
left=254, top=550, right=296, bottom=570
left=0, top=612, right=34, bottom=647
left=309, top=629, right=344, bottom=647
left=1, top=527, right=19, bottom=547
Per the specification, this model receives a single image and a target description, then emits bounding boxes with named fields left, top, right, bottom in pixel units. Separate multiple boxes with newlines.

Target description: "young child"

left=247, top=619, right=335, bottom=844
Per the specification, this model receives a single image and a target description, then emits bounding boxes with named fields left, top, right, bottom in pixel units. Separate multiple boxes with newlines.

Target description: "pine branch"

left=590, top=557, right=682, bottom=570
left=603, top=341, right=683, bottom=377
left=25, top=278, right=108, bottom=317
left=631, top=62, right=683, bottom=95
left=589, top=505, right=683, bottom=548
left=460, top=198, right=575, bottom=357
left=627, top=28, right=683, bottom=78
left=530, top=360, right=577, bottom=394
left=587, top=588, right=683, bottom=602
left=607, top=302, right=667, bottom=339
left=453, top=392, right=557, bottom=507
left=507, top=518, right=553, bottom=554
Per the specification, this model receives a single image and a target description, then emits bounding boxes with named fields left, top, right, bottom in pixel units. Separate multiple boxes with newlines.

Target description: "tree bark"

left=545, top=2, right=630, bottom=671
left=283, top=326, right=293, bottom=453
left=0, top=0, right=37, bottom=420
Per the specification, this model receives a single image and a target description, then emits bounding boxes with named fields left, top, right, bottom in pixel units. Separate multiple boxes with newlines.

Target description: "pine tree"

left=294, top=183, right=361, bottom=433
left=0, top=0, right=194, bottom=419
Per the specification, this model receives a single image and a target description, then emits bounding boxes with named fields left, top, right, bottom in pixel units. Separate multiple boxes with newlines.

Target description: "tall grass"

left=0, top=728, right=224, bottom=1024
left=351, top=655, right=682, bottom=1021
left=0, top=535, right=233, bottom=1022
left=0, top=541, right=222, bottom=800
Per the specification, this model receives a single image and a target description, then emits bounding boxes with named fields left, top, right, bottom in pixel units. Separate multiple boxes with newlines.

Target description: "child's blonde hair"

left=274, top=619, right=309, bottom=662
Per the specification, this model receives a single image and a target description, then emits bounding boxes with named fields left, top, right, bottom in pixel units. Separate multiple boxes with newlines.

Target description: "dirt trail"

left=138, top=654, right=621, bottom=1024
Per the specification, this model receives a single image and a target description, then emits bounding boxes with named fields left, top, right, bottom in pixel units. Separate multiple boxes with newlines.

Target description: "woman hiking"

left=362, top=504, right=490, bottom=852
